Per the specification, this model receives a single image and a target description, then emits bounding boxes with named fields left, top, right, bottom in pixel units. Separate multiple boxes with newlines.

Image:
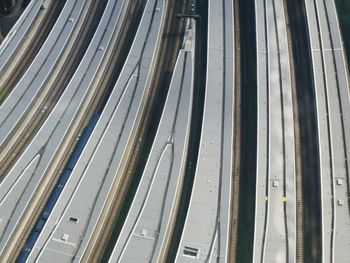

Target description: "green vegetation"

left=336, top=0, right=350, bottom=26
left=335, top=0, right=350, bottom=66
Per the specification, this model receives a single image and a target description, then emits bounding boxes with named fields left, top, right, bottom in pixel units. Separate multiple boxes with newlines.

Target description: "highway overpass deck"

left=174, top=0, right=234, bottom=261
left=29, top=0, right=165, bottom=260
left=0, top=1, right=349, bottom=262
left=305, top=0, right=350, bottom=261
left=0, top=0, right=85, bottom=147
left=253, top=0, right=296, bottom=261
left=0, top=0, right=41, bottom=73
left=0, top=0, right=124, bottom=257
left=109, top=46, right=193, bottom=263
